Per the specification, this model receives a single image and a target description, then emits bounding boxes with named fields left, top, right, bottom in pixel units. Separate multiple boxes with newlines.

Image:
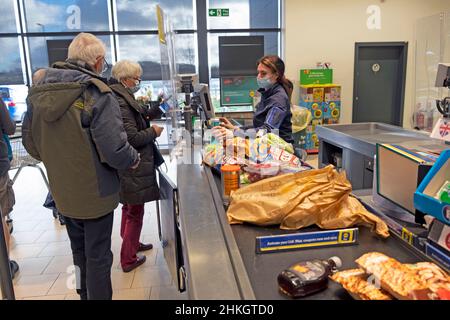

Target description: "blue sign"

left=256, top=228, right=359, bottom=254
left=425, top=242, right=450, bottom=270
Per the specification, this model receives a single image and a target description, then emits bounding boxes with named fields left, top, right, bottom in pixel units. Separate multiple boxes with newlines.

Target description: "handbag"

left=152, top=140, right=164, bottom=168
left=3, top=134, right=13, bottom=161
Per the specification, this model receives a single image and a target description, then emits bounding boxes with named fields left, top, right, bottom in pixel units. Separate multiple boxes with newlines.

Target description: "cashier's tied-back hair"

left=258, top=55, right=293, bottom=103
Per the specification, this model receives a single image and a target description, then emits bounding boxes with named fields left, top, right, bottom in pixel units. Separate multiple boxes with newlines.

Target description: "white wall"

left=285, top=0, right=450, bottom=128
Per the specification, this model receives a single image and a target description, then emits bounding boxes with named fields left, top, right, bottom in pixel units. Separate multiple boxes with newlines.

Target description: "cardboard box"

left=322, top=101, right=341, bottom=120
left=299, top=85, right=324, bottom=103
left=376, top=144, right=437, bottom=217
left=324, top=85, right=341, bottom=102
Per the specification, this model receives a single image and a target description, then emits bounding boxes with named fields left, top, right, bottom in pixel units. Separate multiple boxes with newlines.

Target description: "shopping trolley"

left=6, top=129, right=50, bottom=233
left=9, top=135, right=49, bottom=188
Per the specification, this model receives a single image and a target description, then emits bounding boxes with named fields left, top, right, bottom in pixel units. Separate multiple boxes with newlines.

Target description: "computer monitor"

left=193, top=83, right=215, bottom=120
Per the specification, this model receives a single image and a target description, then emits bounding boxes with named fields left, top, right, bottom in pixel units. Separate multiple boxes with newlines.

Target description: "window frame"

left=0, top=0, right=283, bottom=89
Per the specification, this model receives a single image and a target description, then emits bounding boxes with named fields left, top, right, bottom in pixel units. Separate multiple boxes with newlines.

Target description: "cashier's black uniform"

left=238, top=82, right=293, bottom=144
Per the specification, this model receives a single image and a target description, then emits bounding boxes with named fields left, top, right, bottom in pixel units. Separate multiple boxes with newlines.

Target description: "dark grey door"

left=353, top=42, right=408, bottom=126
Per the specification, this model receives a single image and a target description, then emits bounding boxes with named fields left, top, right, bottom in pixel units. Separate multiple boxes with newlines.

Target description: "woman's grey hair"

left=112, top=60, right=143, bottom=82
left=67, top=33, right=106, bottom=67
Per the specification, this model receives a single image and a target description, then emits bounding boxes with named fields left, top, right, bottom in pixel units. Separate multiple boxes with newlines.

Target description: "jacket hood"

left=27, top=61, right=106, bottom=123
left=28, top=81, right=85, bottom=123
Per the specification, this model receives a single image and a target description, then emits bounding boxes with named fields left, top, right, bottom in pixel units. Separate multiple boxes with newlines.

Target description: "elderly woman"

left=109, top=60, right=164, bottom=272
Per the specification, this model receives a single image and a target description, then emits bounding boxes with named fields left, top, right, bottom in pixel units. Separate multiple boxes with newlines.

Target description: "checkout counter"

left=157, top=122, right=449, bottom=300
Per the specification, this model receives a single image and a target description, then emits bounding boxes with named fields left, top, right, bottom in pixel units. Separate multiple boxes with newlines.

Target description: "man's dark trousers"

left=64, top=212, right=114, bottom=300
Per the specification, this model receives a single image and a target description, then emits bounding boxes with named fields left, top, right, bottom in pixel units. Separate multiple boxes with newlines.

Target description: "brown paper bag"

left=227, top=165, right=389, bottom=238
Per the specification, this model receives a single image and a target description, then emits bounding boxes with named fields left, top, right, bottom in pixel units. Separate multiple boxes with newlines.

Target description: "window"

left=118, top=34, right=162, bottom=80
left=207, top=0, right=279, bottom=29
left=0, top=0, right=282, bottom=117
left=116, top=0, right=194, bottom=31
left=208, top=32, right=279, bottom=78
left=174, top=33, right=197, bottom=74
left=23, top=0, right=110, bottom=32
left=27, top=35, right=113, bottom=74
left=0, top=37, right=24, bottom=85
left=0, top=0, right=19, bottom=33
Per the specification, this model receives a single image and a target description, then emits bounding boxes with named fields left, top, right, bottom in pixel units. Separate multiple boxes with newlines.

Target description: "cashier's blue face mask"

left=257, top=77, right=274, bottom=90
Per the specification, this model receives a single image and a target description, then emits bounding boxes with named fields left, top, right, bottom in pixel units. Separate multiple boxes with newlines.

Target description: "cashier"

left=215, top=55, right=294, bottom=144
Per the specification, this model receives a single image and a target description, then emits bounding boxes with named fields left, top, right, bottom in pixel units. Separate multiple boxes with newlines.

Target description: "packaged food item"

left=279, top=163, right=312, bottom=174
left=331, top=269, right=393, bottom=300
left=435, top=180, right=450, bottom=203
left=243, top=163, right=281, bottom=183
left=221, top=165, right=241, bottom=205
left=356, top=252, right=450, bottom=300
left=240, top=172, right=251, bottom=185
left=278, top=256, right=342, bottom=298
left=406, top=262, right=450, bottom=300
left=269, top=146, right=301, bottom=166
left=257, top=133, right=295, bottom=154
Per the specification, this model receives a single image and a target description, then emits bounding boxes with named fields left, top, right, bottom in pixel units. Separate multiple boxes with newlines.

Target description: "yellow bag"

left=227, top=165, right=389, bottom=238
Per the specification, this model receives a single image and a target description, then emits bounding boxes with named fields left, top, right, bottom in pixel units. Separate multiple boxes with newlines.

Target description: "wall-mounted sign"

left=66, top=5, right=81, bottom=30
left=367, top=5, right=381, bottom=30
left=209, top=8, right=230, bottom=17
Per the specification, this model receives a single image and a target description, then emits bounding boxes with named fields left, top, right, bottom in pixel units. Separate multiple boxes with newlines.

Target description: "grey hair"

left=67, top=33, right=106, bottom=66
left=112, top=60, right=143, bottom=82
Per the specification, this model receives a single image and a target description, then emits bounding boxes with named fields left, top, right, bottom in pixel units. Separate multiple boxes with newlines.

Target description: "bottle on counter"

left=221, top=164, right=241, bottom=206
left=277, top=256, right=342, bottom=298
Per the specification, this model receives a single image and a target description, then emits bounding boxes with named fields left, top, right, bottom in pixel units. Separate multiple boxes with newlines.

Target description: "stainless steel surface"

left=317, top=123, right=438, bottom=158
left=204, top=167, right=256, bottom=300
left=316, top=122, right=447, bottom=189
left=177, top=164, right=242, bottom=299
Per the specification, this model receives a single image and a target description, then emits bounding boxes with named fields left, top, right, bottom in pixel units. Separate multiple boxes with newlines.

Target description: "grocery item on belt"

left=330, top=269, right=393, bottom=300
left=269, top=146, right=301, bottom=166
left=356, top=252, right=450, bottom=300
left=406, top=262, right=450, bottom=300
left=278, top=256, right=342, bottom=298
left=243, top=163, right=281, bottom=183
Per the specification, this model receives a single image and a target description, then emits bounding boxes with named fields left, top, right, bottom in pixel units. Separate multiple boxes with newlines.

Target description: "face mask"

left=130, top=84, right=141, bottom=94
left=257, top=77, right=274, bottom=90
left=122, top=80, right=141, bottom=94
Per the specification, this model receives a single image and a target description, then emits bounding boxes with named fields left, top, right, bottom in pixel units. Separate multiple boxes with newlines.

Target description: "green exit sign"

left=209, top=8, right=230, bottom=17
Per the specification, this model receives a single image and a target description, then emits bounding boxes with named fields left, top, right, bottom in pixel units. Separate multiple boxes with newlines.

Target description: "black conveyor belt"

left=210, top=169, right=429, bottom=300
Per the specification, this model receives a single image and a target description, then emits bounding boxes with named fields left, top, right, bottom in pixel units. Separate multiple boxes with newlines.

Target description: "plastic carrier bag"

left=227, top=165, right=390, bottom=238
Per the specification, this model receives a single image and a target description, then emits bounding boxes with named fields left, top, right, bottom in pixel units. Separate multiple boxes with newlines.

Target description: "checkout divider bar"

left=204, top=167, right=256, bottom=300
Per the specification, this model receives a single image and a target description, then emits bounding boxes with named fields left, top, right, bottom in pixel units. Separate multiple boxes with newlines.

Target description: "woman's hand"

left=219, top=117, right=236, bottom=130
left=212, top=126, right=233, bottom=140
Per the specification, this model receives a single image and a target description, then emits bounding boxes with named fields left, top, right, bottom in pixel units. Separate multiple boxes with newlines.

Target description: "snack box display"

left=414, top=149, right=450, bottom=225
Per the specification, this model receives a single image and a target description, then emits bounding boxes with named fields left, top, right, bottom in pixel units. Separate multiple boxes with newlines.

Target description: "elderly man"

left=22, top=33, right=140, bottom=300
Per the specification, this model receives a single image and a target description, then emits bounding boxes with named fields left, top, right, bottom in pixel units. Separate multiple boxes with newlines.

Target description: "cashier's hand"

left=152, top=125, right=164, bottom=137
left=212, top=126, right=233, bottom=140
left=219, top=117, right=236, bottom=130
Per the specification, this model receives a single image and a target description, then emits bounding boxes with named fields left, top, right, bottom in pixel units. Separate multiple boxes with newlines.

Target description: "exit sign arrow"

left=209, top=8, right=229, bottom=17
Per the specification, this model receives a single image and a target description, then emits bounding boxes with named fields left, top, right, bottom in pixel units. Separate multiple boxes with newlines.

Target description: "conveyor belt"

left=208, top=167, right=431, bottom=300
